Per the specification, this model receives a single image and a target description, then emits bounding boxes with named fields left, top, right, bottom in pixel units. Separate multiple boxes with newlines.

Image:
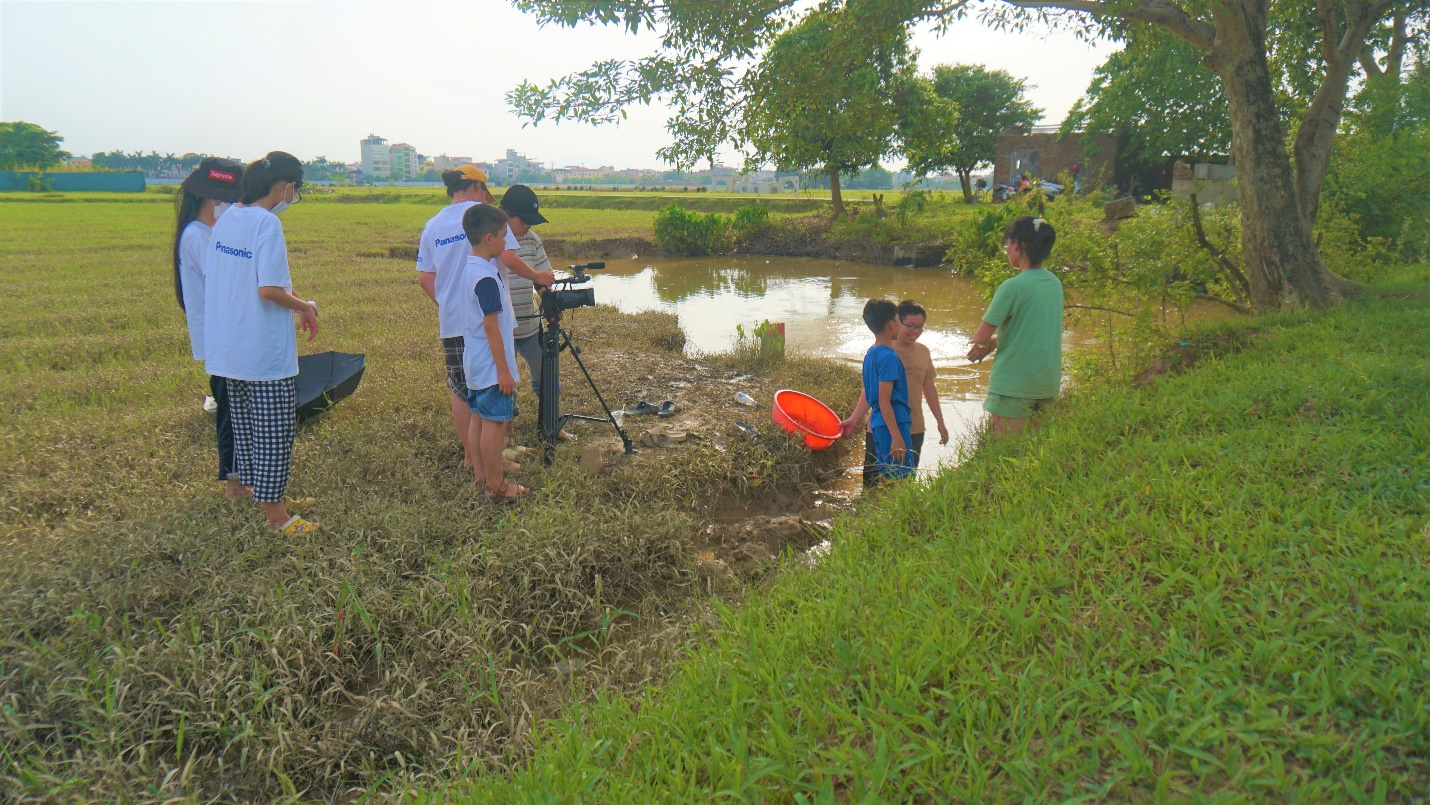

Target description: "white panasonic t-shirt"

left=178, top=219, right=212, bottom=361
left=416, top=200, right=519, bottom=339
left=202, top=205, right=298, bottom=381
left=461, top=255, right=519, bottom=392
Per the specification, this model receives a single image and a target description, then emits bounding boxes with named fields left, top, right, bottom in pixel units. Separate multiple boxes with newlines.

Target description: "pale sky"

left=0, top=0, right=1115, bottom=170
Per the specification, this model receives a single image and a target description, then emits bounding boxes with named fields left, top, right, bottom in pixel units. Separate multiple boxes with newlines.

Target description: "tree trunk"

left=958, top=168, right=974, bottom=202
left=1291, top=2, right=1378, bottom=229
left=1206, top=4, right=1349, bottom=311
left=829, top=167, right=845, bottom=216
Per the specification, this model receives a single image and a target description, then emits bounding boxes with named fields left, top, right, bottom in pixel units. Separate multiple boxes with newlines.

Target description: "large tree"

left=740, top=10, right=914, bottom=215
left=512, top=0, right=1424, bottom=311
left=902, top=64, right=1041, bottom=202
left=0, top=122, right=69, bottom=171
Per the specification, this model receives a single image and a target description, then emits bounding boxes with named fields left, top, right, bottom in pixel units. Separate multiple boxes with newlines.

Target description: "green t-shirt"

left=983, top=267, right=1064, bottom=399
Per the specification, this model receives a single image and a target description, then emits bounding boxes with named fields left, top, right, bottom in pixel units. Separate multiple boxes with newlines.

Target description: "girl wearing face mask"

left=204, top=151, right=320, bottom=535
left=174, top=157, right=245, bottom=498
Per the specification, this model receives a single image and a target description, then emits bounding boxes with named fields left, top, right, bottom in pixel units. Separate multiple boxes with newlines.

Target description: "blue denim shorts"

left=467, top=384, right=515, bottom=422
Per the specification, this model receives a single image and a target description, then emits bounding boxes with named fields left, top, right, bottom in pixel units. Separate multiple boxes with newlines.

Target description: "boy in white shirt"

left=459, top=204, right=530, bottom=503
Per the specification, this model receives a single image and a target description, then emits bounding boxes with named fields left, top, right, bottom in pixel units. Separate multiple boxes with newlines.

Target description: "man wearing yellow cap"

left=416, top=165, right=556, bottom=469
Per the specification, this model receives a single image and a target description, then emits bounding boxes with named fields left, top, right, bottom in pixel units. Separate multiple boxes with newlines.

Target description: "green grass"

left=439, top=279, right=1430, bottom=801
left=0, top=199, right=860, bottom=800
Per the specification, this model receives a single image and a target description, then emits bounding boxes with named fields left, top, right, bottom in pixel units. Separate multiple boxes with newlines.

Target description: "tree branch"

left=1360, top=42, right=1386, bottom=76
left=1193, top=293, right=1253, bottom=314
left=1387, top=11, right=1408, bottom=77
left=1000, top=0, right=1216, bottom=50
left=1066, top=304, right=1135, bottom=317
left=1188, top=193, right=1250, bottom=299
left=1316, top=0, right=1340, bottom=65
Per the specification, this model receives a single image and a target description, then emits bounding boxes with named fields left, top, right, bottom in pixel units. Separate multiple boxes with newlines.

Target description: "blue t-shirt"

left=863, top=343, right=911, bottom=430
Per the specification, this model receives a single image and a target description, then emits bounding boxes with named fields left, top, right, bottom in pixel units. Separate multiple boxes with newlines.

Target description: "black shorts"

left=441, top=336, right=467, bottom=396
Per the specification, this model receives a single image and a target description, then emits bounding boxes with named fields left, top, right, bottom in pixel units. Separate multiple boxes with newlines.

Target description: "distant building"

left=360, top=134, right=390, bottom=178
left=993, top=126, right=1117, bottom=186
left=492, top=149, right=543, bottom=182
left=389, top=142, right=420, bottom=179
left=1171, top=161, right=1237, bottom=206
left=432, top=154, right=473, bottom=172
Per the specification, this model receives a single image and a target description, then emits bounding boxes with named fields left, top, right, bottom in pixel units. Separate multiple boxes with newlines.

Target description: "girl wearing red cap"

left=173, top=157, right=245, bottom=498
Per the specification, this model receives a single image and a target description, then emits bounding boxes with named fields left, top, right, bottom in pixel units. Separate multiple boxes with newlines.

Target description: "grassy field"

left=438, top=274, right=1430, bottom=801
left=0, top=197, right=862, bottom=800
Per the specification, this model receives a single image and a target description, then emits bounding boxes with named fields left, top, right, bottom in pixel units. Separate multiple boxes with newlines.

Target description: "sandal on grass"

left=285, top=496, right=317, bottom=508
left=484, top=481, right=533, bottom=505
left=269, top=515, right=320, bottom=535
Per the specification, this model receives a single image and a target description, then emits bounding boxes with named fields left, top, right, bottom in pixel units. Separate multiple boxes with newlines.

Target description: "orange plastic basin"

left=772, top=389, right=842, bottom=450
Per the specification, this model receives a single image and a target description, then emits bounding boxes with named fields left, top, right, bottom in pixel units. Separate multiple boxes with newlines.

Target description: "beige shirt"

left=508, top=230, right=550, bottom=340
left=895, top=342, right=935, bottom=434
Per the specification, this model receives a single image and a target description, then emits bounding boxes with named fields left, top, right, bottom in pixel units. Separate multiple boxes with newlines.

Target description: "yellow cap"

left=455, top=164, right=488, bottom=184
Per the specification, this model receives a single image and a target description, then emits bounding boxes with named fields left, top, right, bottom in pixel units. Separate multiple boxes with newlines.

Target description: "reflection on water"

left=577, top=255, right=1229, bottom=474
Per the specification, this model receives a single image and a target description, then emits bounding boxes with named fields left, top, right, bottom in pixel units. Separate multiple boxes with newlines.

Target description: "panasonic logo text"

left=214, top=242, right=253, bottom=259
left=435, top=233, right=467, bottom=247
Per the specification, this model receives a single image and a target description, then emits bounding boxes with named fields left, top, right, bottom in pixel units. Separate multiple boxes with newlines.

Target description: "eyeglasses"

left=900, top=321, right=924, bottom=331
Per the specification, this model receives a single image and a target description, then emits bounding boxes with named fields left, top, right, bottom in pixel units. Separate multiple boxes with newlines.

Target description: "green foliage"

left=654, top=203, right=777, bottom=255
left=652, top=203, right=733, bottom=256
left=949, top=192, right=1246, bottom=381
left=1318, top=55, right=1430, bottom=275
left=740, top=9, right=914, bottom=212
left=731, top=318, right=786, bottom=369
left=902, top=64, right=1041, bottom=198
left=24, top=173, right=53, bottom=192
left=843, top=165, right=894, bottom=190
left=730, top=204, right=770, bottom=237
left=0, top=121, right=70, bottom=171
left=452, top=283, right=1430, bottom=801
left=1063, top=27, right=1232, bottom=163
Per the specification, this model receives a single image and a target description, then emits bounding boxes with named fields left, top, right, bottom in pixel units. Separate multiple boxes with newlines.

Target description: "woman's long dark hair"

left=239, top=151, right=304, bottom=205
left=172, top=189, right=205, bottom=310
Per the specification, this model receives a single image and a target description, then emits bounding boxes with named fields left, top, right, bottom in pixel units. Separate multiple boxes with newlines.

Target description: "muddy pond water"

left=581, top=256, right=1230, bottom=475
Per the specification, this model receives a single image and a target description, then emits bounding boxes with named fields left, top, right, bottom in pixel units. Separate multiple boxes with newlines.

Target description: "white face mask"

left=270, top=184, right=295, bottom=215
left=211, top=201, right=231, bottom=221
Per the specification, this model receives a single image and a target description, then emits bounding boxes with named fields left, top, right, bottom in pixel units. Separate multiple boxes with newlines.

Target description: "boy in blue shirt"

left=841, top=299, right=915, bottom=481
left=459, top=204, right=531, bottom=503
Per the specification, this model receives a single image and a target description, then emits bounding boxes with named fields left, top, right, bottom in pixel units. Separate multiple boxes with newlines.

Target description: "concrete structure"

left=993, top=126, right=1118, bottom=186
left=731, top=170, right=799, bottom=193
left=492, top=149, right=543, bottom=182
left=1171, top=161, right=1237, bottom=206
left=359, top=134, right=390, bottom=178
left=431, top=154, right=473, bottom=172
left=389, top=142, right=420, bottom=179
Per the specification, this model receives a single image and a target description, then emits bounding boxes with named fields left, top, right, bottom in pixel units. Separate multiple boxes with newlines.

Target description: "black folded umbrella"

left=296, top=352, right=366, bottom=422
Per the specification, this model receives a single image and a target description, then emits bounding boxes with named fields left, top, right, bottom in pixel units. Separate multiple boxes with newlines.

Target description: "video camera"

left=541, top=262, right=604, bottom=319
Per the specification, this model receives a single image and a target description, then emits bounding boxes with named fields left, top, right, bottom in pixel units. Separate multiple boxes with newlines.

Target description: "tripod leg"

left=561, top=330, right=636, bottom=455
left=538, top=322, right=563, bottom=466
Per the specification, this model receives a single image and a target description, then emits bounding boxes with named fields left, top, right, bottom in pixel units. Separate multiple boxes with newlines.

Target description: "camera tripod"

left=536, top=268, right=636, bottom=465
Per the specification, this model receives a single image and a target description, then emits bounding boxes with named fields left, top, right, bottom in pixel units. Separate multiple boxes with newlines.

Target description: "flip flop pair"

left=627, top=400, right=679, bottom=418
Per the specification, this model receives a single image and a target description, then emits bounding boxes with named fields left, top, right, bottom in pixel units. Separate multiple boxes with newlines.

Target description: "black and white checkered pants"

left=227, top=377, right=296, bottom=504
